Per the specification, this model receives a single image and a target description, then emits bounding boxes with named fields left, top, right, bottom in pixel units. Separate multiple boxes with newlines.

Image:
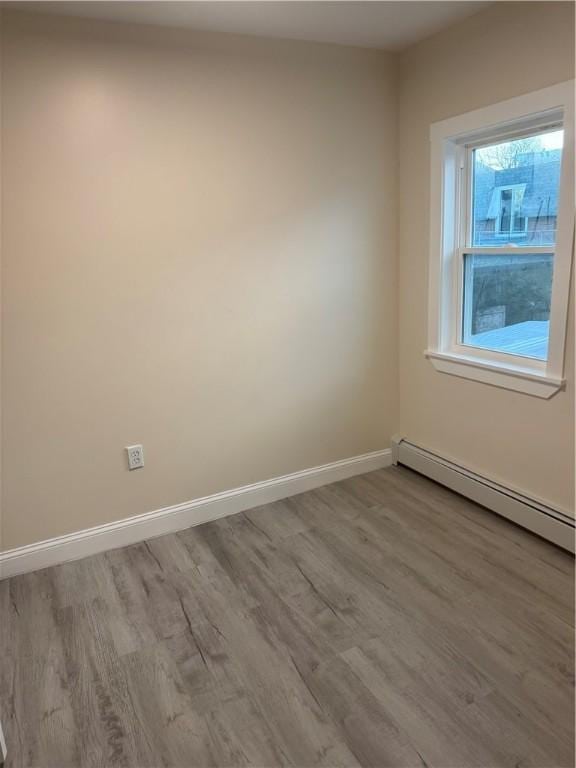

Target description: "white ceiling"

left=9, top=1, right=492, bottom=51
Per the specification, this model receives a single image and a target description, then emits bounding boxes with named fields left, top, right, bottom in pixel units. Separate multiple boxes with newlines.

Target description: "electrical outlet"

left=126, top=444, right=144, bottom=470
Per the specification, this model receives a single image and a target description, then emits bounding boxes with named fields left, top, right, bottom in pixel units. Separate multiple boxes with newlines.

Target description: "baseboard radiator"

left=392, top=438, right=575, bottom=553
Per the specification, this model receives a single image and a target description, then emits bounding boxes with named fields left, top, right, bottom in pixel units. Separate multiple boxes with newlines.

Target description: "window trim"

left=426, top=81, right=574, bottom=399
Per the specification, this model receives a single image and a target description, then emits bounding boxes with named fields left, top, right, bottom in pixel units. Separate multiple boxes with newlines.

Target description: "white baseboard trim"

left=392, top=437, right=575, bottom=553
left=0, top=448, right=392, bottom=580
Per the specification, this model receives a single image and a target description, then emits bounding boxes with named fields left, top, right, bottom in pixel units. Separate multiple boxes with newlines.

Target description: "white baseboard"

left=0, top=448, right=392, bottom=580
left=392, top=437, right=575, bottom=553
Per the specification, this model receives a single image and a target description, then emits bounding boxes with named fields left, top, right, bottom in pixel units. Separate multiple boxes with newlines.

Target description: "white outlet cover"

left=126, top=444, right=144, bottom=470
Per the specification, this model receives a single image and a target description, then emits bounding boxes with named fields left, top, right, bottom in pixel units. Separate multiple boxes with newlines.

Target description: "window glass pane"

left=472, top=129, right=563, bottom=246
left=462, top=253, right=553, bottom=360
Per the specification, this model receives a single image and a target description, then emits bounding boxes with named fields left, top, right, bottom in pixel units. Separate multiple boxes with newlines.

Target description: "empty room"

left=0, top=1, right=574, bottom=766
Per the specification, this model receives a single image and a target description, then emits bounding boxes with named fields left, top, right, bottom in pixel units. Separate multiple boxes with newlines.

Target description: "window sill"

left=424, top=350, right=564, bottom=399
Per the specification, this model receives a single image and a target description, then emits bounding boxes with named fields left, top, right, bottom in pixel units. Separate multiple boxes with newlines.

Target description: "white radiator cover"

left=392, top=438, right=574, bottom=553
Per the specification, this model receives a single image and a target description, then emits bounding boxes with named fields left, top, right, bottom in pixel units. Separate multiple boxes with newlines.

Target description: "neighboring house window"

left=426, top=82, right=574, bottom=398
left=494, top=186, right=527, bottom=236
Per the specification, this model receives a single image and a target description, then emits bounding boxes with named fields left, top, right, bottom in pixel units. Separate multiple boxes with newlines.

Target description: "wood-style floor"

left=0, top=466, right=574, bottom=768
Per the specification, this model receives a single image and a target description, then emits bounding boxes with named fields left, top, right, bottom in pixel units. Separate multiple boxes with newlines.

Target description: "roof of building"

left=474, top=150, right=561, bottom=220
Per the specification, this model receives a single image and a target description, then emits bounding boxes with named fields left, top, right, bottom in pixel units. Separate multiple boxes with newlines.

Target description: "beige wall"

left=398, top=1, right=575, bottom=514
left=1, top=11, right=398, bottom=549
left=2, top=3, right=574, bottom=552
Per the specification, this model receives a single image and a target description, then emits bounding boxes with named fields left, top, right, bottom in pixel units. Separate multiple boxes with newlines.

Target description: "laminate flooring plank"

left=5, top=571, right=83, bottom=768
left=120, top=641, right=221, bottom=768
left=57, top=597, right=157, bottom=768
left=177, top=553, right=362, bottom=768
left=243, top=499, right=311, bottom=543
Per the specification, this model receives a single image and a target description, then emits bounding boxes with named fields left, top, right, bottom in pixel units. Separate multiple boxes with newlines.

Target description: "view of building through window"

left=463, top=129, right=563, bottom=360
left=472, top=129, right=563, bottom=247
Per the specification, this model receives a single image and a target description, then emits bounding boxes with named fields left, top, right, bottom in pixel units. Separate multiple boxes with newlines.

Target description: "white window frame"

left=426, top=81, right=574, bottom=399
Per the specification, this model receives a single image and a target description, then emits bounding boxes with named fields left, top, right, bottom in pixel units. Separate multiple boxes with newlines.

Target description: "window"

left=426, top=82, right=574, bottom=398
left=462, top=252, right=553, bottom=359
left=490, top=185, right=528, bottom=237
left=497, top=188, right=526, bottom=236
